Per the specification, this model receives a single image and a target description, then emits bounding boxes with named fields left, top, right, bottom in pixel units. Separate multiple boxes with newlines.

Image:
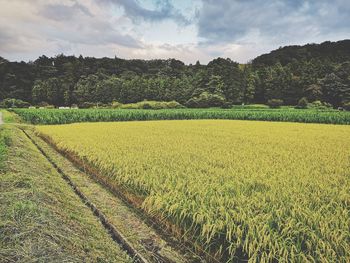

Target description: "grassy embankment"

left=0, top=112, right=131, bottom=262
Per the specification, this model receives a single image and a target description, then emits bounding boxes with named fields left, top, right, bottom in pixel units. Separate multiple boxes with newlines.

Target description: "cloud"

left=39, top=2, right=92, bottom=21
left=0, top=0, right=142, bottom=61
left=0, top=0, right=348, bottom=64
left=100, top=0, right=190, bottom=25
left=0, top=0, right=198, bottom=63
left=38, top=2, right=141, bottom=47
left=197, top=0, right=350, bottom=44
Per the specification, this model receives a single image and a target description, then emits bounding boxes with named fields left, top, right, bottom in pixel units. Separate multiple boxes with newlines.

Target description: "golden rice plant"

left=37, top=120, right=350, bottom=262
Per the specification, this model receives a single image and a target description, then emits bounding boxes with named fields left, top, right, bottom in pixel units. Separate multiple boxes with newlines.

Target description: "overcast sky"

left=0, top=0, right=349, bottom=64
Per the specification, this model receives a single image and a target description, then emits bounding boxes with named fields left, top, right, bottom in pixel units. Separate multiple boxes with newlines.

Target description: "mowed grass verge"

left=36, top=120, right=350, bottom=262
left=0, top=125, right=131, bottom=262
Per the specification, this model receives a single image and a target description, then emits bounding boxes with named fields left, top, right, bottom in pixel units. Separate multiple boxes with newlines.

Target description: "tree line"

left=0, top=40, right=349, bottom=108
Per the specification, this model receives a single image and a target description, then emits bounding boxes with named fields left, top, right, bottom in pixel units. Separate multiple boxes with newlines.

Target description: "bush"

left=37, top=101, right=50, bottom=107
left=232, top=104, right=270, bottom=109
left=71, top=104, right=79, bottom=109
left=343, top=102, right=350, bottom=111
left=166, top=100, right=185, bottom=109
left=245, top=104, right=270, bottom=109
left=95, top=103, right=109, bottom=109
left=117, top=100, right=184, bottom=110
left=267, top=99, right=284, bottom=108
left=310, top=100, right=323, bottom=108
left=142, top=101, right=153, bottom=109
left=119, top=103, right=136, bottom=109
left=186, top=92, right=226, bottom=108
left=0, top=98, right=30, bottom=108
left=308, top=101, right=333, bottom=110
left=323, top=102, right=333, bottom=108
left=78, top=102, right=96, bottom=109
left=111, top=101, right=122, bottom=109
left=45, top=105, right=55, bottom=109
left=295, top=97, right=308, bottom=109
left=221, top=102, right=233, bottom=109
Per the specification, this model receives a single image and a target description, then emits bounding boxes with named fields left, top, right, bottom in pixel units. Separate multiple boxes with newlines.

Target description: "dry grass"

left=0, top=125, right=131, bottom=263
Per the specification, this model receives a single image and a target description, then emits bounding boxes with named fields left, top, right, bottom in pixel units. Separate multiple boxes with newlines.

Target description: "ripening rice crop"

left=36, top=120, right=350, bottom=262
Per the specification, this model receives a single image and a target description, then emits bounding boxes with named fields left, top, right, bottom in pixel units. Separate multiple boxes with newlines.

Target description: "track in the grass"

left=22, top=128, right=150, bottom=263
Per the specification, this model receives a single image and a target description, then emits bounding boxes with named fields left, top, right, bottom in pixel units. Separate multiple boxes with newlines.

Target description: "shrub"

left=245, top=104, right=270, bottom=109
left=111, top=101, right=122, bottom=109
left=343, top=102, right=350, bottom=111
left=322, top=102, right=333, bottom=108
left=221, top=102, right=233, bottom=109
left=71, top=104, right=79, bottom=109
left=309, top=101, right=333, bottom=110
left=166, top=100, right=185, bottom=109
left=79, top=102, right=96, bottom=109
left=119, top=103, right=136, bottom=109
left=310, top=100, right=323, bottom=108
left=118, top=100, right=184, bottom=110
left=186, top=92, right=226, bottom=108
left=45, top=105, right=55, bottom=109
left=295, top=97, right=308, bottom=109
left=267, top=99, right=283, bottom=108
left=37, top=101, right=49, bottom=107
left=95, top=103, right=109, bottom=109
left=232, top=104, right=270, bottom=109
left=141, top=101, right=153, bottom=109
left=0, top=98, right=30, bottom=108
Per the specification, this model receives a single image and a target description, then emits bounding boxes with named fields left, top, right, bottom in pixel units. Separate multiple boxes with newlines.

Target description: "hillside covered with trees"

left=1, top=40, right=350, bottom=108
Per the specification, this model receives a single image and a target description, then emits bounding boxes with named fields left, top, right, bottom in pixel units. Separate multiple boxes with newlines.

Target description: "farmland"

left=36, top=120, right=350, bottom=262
left=2, top=1, right=350, bottom=262
left=13, top=107, right=350, bottom=125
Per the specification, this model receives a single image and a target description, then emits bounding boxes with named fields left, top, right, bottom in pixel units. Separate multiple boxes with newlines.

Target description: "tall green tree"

left=320, top=73, right=348, bottom=106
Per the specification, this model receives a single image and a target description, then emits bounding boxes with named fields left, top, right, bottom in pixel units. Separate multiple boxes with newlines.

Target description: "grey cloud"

left=37, top=2, right=141, bottom=48
left=197, top=0, right=350, bottom=45
left=100, top=0, right=190, bottom=25
left=39, top=2, right=92, bottom=21
left=0, top=27, right=18, bottom=52
left=1, top=0, right=349, bottom=64
left=0, top=0, right=142, bottom=60
left=46, top=27, right=141, bottom=48
left=62, top=19, right=141, bottom=48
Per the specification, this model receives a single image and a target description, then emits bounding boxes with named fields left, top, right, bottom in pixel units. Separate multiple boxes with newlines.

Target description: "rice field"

left=36, top=120, right=350, bottom=262
left=13, top=108, right=350, bottom=125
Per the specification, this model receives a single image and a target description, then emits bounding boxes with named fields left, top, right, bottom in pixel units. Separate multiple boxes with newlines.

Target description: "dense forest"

left=1, top=40, right=350, bottom=108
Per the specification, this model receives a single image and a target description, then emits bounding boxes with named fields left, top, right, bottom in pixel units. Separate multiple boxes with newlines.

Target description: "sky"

left=0, top=0, right=349, bottom=64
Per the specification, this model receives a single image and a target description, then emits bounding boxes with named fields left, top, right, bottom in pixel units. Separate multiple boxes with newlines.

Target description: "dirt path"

left=0, top=112, right=3, bottom=125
